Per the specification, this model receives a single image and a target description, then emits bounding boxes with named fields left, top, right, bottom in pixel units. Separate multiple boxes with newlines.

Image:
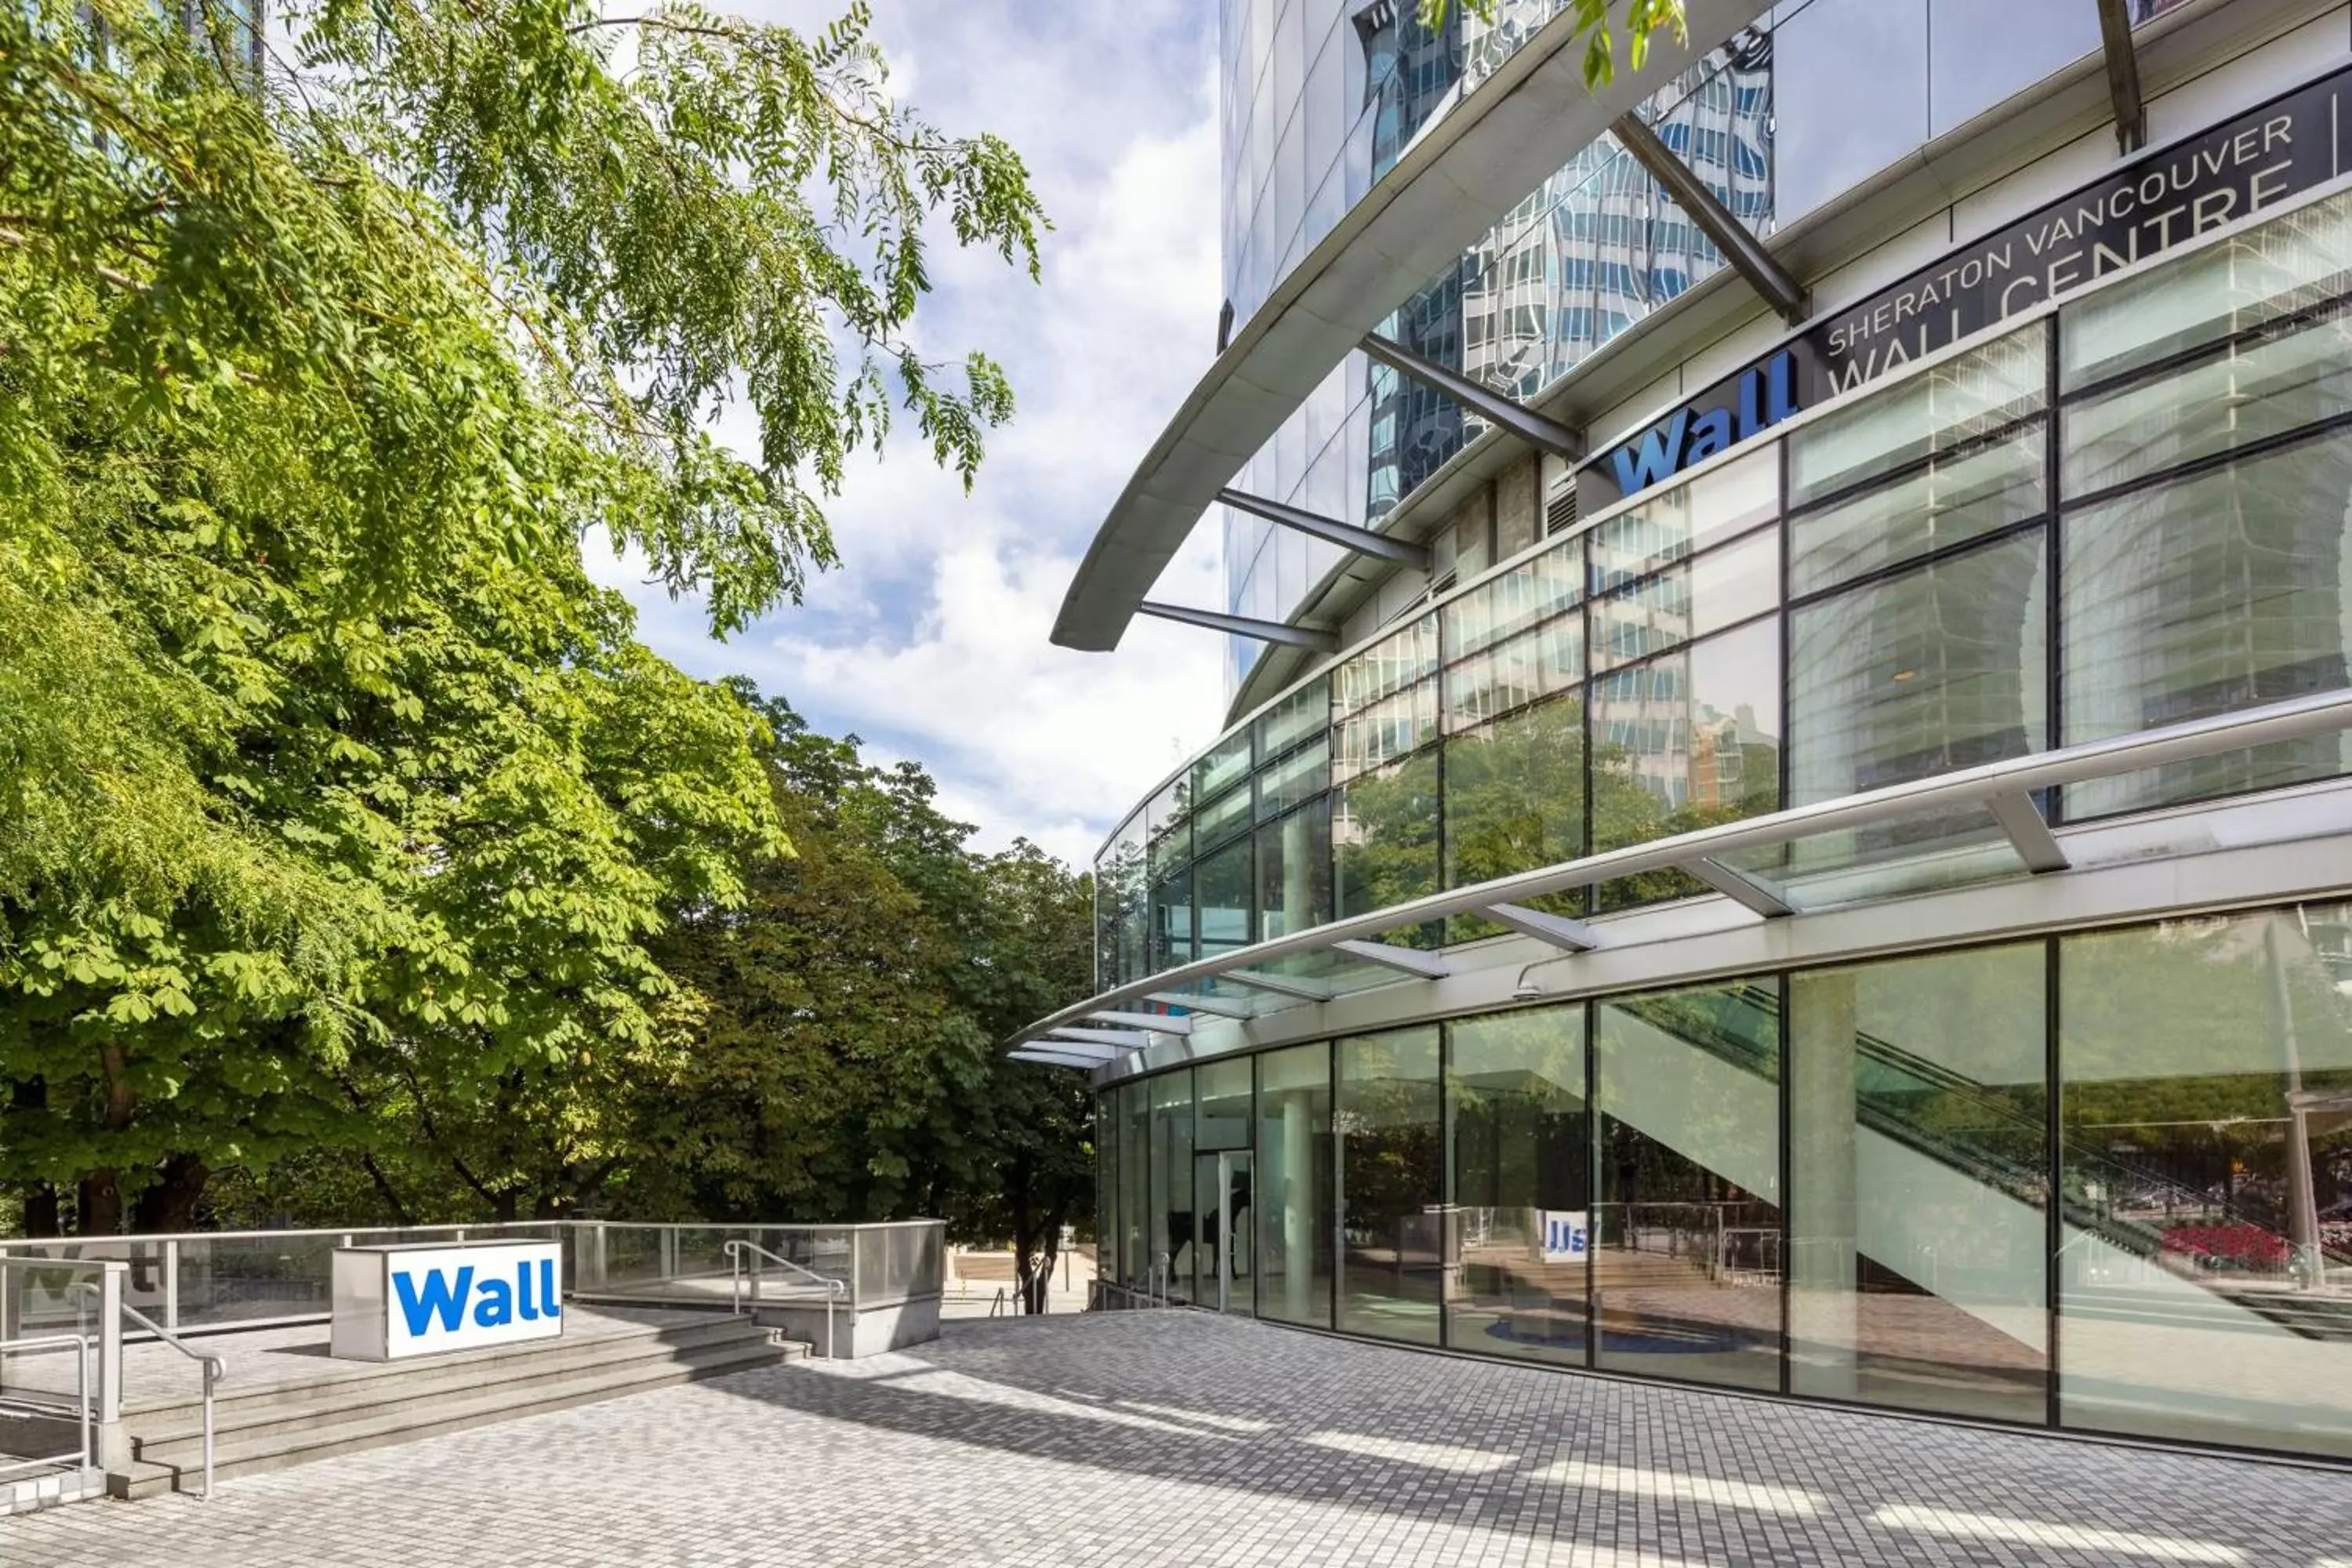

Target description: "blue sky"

left=591, top=0, right=1232, bottom=872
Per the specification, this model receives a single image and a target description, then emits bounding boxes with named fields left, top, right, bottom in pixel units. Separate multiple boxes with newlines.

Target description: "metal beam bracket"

left=1218, top=488, right=1433, bottom=572
left=1330, top=938, right=1453, bottom=979
left=1359, top=334, right=1584, bottom=459
left=1137, top=601, right=1339, bottom=653
left=2095, top=0, right=2147, bottom=154
left=1481, top=902, right=1606, bottom=951
left=1682, top=856, right=1795, bottom=919
left=1610, top=111, right=1808, bottom=325
left=1987, top=792, right=2070, bottom=874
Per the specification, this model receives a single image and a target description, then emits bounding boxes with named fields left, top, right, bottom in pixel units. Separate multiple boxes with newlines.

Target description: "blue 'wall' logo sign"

left=1606, top=350, right=1798, bottom=496
left=393, top=1258, right=563, bottom=1338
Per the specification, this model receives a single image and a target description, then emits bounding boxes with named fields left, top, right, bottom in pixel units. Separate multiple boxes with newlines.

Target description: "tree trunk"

left=77, top=1172, right=124, bottom=1237
left=132, top=1153, right=209, bottom=1233
left=24, top=1181, right=60, bottom=1238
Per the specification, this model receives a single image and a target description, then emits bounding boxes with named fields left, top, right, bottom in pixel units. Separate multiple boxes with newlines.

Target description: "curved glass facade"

left=1102, top=186, right=2352, bottom=993
left=1097, top=898, right=2352, bottom=1460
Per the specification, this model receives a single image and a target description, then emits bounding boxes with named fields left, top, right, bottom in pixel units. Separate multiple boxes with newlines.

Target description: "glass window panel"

left=1254, top=676, right=1330, bottom=760
left=1789, top=528, right=2049, bottom=803
left=1255, top=799, right=1333, bottom=941
left=1338, top=1028, right=1443, bottom=1345
left=1788, top=946, right=2049, bottom=1423
left=1595, top=981, right=1784, bottom=1390
left=1592, top=620, right=1783, bottom=910
left=1444, top=618, right=1582, bottom=733
left=1098, top=1096, right=1118, bottom=1286
left=1334, top=747, right=1440, bottom=924
left=1448, top=1004, right=1590, bottom=1366
left=2062, top=429, right=2352, bottom=817
left=1194, top=728, right=1254, bottom=804
left=1334, top=613, right=1439, bottom=719
left=1195, top=837, right=1253, bottom=959
left=1195, top=778, right=1254, bottom=853
left=1590, top=445, right=1779, bottom=592
left=1255, top=738, right=1330, bottom=822
left=1120, top=1080, right=1151, bottom=1289
left=2058, top=905, right=2352, bottom=1458
left=1443, top=692, right=1587, bottom=938
left=2063, top=308, right=2352, bottom=499
left=1334, top=682, right=1439, bottom=779
left=1790, top=431, right=2045, bottom=598
left=1590, top=526, right=1778, bottom=673
left=1195, top=1057, right=1253, bottom=1152
left=1443, top=542, right=1581, bottom=661
left=2060, top=187, right=2352, bottom=391
left=1256, top=1042, right=1335, bottom=1328
left=1145, top=777, right=1191, bottom=879
left=1789, top=325, right=2047, bottom=507
left=1097, top=810, right=1149, bottom=989
left=1151, top=869, right=1195, bottom=974
left=1152, top=1071, right=1196, bottom=1305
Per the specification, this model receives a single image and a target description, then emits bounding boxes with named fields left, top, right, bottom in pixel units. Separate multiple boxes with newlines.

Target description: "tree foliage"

left=1415, top=0, right=1690, bottom=89
left=0, top=0, right=1048, bottom=1232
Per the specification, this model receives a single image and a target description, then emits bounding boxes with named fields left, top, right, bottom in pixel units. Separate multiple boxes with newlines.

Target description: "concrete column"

left=1283, top=1094, right=1312, bottom=1320
left=1282, top=811, right=1313, bottom=935
left=1788, top=971, right=1860, bottom=1400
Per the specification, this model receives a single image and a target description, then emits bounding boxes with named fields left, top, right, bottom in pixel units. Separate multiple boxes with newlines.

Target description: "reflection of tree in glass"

left=1334, top=750, right=1442, bottom=944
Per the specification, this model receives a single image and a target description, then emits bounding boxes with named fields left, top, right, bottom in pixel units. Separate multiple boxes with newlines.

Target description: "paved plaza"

left=5, top=1311, right=2350, bottom=1567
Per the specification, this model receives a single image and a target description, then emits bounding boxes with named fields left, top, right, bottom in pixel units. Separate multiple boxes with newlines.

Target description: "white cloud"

left=601, top=1, right=1236, bottom=872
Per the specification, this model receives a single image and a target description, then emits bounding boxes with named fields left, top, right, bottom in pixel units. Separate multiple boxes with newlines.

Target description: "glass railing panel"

left=173, top=1234, right=340, bottom=1328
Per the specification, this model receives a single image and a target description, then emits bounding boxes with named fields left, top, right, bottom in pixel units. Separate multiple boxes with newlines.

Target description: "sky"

left=590, top=0, right=1232, bottom=873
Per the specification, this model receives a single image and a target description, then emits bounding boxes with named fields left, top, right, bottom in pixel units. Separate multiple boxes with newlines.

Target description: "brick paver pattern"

left=5, top=1311, right=2350, bottom=1566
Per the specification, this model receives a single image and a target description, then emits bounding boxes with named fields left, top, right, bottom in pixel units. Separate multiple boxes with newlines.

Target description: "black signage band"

left=1582, top=57, right=2352, bottom=511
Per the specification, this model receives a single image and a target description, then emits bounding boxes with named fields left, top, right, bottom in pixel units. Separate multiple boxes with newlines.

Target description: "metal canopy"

left=1145, top=990, right=1256, bottom=1019
left=1043, top=1025, right=1155, bottom=1048
left=1610, top=111, right=1807, bottom=325
left=1002, top=688, right=2352, bottom=1061
left=1087, top=1010, right=1193, bottom=1036
left=1480, top=902, right=1606, bottom=951
left=1011, top=1049, right=1112, bottom=1070
left=1136, top=601, right=1339, bottom=652
left=1359, top=333, right=1584, bottom=459
left=1048, top=0, right=1773, bottom=652
left=2095, top=0, right=2148, bottom=154
left=1217, top=488, right=1433, bottom=571
left=1222, top=971, right=1336, bottom=1002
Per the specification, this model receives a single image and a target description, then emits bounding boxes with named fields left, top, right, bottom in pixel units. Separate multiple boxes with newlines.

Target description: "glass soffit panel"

left=1231, top=946, right=1415, bottom=1000
left=1713, top=801, right=2029, bottom=913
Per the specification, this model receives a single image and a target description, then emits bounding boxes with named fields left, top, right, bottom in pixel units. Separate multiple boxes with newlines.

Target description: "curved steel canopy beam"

left=1049, top=0, right=1777, bottom=652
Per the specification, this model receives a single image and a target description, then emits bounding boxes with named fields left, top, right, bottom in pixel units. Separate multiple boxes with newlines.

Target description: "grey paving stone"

left=2, top=1312, right=2347, bottom=1567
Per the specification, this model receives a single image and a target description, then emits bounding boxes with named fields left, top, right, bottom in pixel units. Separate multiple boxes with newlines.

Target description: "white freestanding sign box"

left=331, top=1240, right=565, bottom=1362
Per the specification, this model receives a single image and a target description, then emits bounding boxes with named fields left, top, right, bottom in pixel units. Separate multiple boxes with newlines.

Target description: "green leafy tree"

left=0, top=0, right=1045, bottom=1231
left=1417, top=0, right=1690, bottom=89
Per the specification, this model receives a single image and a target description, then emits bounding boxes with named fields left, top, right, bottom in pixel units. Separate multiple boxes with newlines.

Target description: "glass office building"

left=1039, top=0, right=2352, bottom=1466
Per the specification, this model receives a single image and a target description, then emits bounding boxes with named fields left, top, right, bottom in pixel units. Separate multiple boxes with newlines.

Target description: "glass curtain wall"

left=1257, top=1042, right=1335, bottom=1327
left=1152, top=1070, right=1196, bottom=1305
left=2058, top=905, right=2352, bottom=1457
left=1594, top=982, right=1784, bottom=1389
left=1788, top=945, right=2048, bottom=1422
left=1447, top=1004, right=1589, bottom=1364
left=1098, top=895, right=2352, bottom=1460
left=1337, top=1027, right=1443, bottom=1344
left=1100, top=185, right=2352, bottom=991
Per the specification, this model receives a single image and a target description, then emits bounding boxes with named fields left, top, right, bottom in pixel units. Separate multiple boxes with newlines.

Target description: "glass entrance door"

left=1195, top=1151, right=1254, bottom=1316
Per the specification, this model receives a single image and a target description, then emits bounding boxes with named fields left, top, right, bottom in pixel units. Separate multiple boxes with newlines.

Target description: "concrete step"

left=127, top=1313, right=767, bottom=1427
left=114, top=1325, right=802, bottom=1498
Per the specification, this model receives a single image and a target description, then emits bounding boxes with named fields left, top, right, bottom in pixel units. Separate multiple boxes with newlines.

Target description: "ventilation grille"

left=1544, top=485, right=1578, bottom=537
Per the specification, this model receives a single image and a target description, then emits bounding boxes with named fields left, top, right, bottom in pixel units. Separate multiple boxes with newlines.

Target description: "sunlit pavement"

left=6, top=1311, right=2349, bottom=1567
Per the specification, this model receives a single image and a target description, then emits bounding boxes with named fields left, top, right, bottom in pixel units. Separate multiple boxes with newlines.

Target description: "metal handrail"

left=67, top=1284, right=222, bottom=1500
left=722, top=1240, right=845, bottom=1359
left=0, top=1333, right=95, bottom=1486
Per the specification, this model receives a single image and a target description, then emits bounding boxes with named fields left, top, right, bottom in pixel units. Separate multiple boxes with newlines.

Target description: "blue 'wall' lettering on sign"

left=394, top=1265, right=474, bottom=1336
left=1606, top=349, right=1798, bottom=496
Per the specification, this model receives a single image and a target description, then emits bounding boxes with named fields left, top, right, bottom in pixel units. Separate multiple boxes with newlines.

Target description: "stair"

left=113, top=1315, right=802, bottom=1498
